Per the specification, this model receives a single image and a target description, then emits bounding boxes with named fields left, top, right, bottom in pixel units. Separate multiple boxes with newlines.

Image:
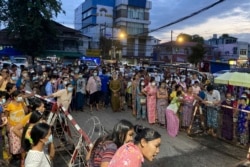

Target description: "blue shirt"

left=45, top=81, right=53, bottom=95
left=99, top=74, right=110, bottom=92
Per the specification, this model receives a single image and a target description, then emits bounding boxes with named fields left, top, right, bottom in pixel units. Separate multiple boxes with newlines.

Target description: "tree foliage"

left=187, top=43, right=207, bottom=66
left=177, top=33, right=204, bottom=44
left=0, top=0, right=64, bottom=62
left=99, top=36, right=122, bottom=59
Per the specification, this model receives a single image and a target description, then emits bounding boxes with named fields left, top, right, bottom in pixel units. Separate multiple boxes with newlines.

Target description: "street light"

left=111, top=31, right=126, bottom=60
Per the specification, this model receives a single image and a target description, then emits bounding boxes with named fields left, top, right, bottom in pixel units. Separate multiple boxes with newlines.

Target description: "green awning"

left=41, top=50, right=82, bottom=58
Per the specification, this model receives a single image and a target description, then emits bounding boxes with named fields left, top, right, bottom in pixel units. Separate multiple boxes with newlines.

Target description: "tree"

left=187, top=43, right=207, bottom=67
left=177, top=33, right=204, bottom=44
left=99, top=36, right=122, bottom=59
left=99, top=36, right=112, bottom=59
left=191, top=34, right=204, bottom=44
left=0, top=0, right=64, bottom=63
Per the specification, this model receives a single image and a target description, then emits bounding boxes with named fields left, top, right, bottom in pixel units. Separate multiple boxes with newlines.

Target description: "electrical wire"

left=136, top=0, right=226, bottom=36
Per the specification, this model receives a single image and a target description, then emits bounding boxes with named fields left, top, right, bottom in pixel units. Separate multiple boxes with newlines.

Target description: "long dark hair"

left=31, top=123, right=50, bottom=146
left=90, top=120, right=133, bottom=158
left=21, top=111, right=43, bottom=152
left=134, top=126, right=161, bottom=145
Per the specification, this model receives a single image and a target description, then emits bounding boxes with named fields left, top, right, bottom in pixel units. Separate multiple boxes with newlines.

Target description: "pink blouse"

left=108, top=142, right=144, bottom=167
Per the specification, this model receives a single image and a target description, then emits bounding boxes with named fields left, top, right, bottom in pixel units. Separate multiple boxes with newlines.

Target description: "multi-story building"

left=0, top=21, right=88, bottom=58
left=153, top=41, right=212, bottom=63
left=74, top=0, right=156, bottom=64
left=206, top=34, right=249, bottom=65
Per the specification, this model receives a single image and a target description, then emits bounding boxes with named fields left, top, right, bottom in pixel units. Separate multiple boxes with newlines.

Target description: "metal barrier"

left=25, top=91, right=105, bottom=167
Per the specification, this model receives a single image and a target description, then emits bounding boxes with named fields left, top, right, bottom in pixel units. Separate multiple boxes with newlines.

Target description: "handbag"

left=140, top=98, right=146, bottom=105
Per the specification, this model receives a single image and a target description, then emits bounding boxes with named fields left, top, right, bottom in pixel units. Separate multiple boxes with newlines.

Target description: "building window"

left=128, top=7, right=144, bottom=20
left=240, top=49, right=247, bottom=55
left=83, top=9, right=92, bottom=19
left=127, top=22, right=144, bottom=35
left=233, top=47, right=237, bottom=54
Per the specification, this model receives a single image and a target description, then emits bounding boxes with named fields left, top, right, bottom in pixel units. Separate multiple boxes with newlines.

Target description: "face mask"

left=166, top=80, right=169, bottom=83
left=63, top=81, right=68, bottom=85
left=78, top=74, right=82, bottom=78
left=141, top=82, right=145, bottom=86
left=0, top=99, right=6, bottom=105
left=67, top=87, right=73, bottom=92
left=43, top=74, right=47, bottom=78
left=93, top=72, right=97, bottom=76
left=181, top=79, right=185, bottom=82
left=11, top=76, right=17, bottom=81
left=16, top=96, right=23, bottom=102
left=151, top=82, right=156, bottom=86
left=45, top=134, right=53, bottom=145
left=33, top=76, right=38, bottom=81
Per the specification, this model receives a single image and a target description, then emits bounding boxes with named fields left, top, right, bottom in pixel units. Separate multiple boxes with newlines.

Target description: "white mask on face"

left=45, top=134, right=53, bottom=145
left=16, top=96, right=23, bottom=102
left=93, top=72, right=97, bottom=76
left=151, top=82, right=156, bottom=86
left=141, top=82, right=145, bottom=86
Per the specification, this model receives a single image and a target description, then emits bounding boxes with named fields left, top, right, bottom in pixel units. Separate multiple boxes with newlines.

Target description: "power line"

left=136, top=0, right=226, bottom=36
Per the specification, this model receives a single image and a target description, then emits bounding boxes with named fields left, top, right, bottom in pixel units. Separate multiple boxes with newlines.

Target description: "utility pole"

left=171, top=30, right=173, bottom=64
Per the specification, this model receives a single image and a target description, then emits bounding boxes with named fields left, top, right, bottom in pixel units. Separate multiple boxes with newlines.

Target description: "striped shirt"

left=89, top=140, right=117, bottom=167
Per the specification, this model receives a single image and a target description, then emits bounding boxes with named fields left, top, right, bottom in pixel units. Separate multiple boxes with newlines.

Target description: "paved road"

left=65, top=106, right=248, bottom=167
left=5, top=105, right=248, bottom=167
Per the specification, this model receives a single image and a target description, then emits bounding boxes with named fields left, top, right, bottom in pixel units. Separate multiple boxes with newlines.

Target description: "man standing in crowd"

left=75, top=73, right=86, bottom=112
left=99, top=69, right=110, bottom=108
left=204, top=85, right=221, bottom=137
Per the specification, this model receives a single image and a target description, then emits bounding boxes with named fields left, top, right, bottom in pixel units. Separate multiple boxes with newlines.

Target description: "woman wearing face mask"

left=143, top=77, right=157, bottom=124
left=86, top=70, right=101, bottom=112
left=25, top=123, right=52, bottom=167
left=5, top=90, right=28, bottom=163
left=136, top=79, right=146, bottom=120
left=156, top=81, right=168, bottom=127
left=45, top=83, right=73, bottom=111
left=13, top=99, right=49, bottom=167
left=10, top=73, right=18, bottom=84
left=108, top=127, right=161, bottom=167
left=5, top=82, right=17, bottom=100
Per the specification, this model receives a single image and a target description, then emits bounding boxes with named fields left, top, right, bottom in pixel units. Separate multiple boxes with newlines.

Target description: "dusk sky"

left=56, top=0, right=250, bottom=43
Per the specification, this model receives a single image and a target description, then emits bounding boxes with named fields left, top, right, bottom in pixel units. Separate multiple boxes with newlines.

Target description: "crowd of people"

left=0, top=61, right=250, bottom=166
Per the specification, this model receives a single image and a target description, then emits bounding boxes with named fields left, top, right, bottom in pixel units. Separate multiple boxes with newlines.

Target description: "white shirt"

left=25, top=150, right=50, bottom=167
left=205, top=90, right=221, bottom=104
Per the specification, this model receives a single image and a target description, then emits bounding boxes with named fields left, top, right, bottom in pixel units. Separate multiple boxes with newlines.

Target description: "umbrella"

left=214, top=72, right=250, bottom=87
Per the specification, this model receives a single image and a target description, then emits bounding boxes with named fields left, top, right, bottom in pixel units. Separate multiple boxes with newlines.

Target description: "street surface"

left=67, top=106, right=248, bottom=167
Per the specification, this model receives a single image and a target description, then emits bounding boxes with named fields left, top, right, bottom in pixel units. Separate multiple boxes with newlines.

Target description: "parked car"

left=11, top=57, right=29, bottom=67
left=37, top=60, right=53, bottom=68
